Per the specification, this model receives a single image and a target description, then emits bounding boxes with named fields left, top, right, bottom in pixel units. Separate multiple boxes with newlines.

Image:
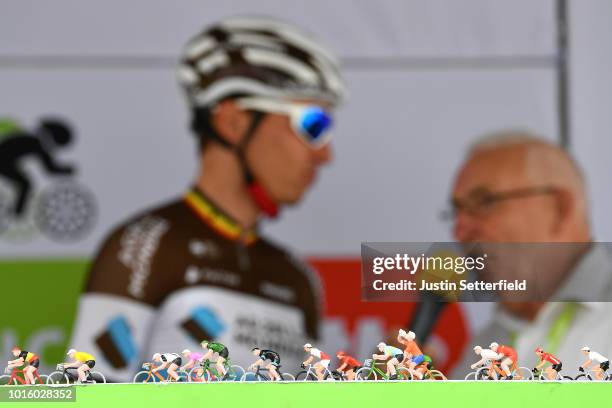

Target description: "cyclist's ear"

left=211, top=100, right=253, bottom=146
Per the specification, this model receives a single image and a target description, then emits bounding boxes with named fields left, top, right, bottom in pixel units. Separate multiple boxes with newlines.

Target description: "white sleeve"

left=68, top=293, right=156, bottom=382
left=590, top=352, right=608, bottom=363
left=482, top=350, right=500, bottom=360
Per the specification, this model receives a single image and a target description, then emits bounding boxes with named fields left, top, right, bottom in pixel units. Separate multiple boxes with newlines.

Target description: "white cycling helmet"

left=377, top=342, right=386, bottom=349
left=398, top=329, right=407, bottom=337
left=178, top=16, right=345, bottom=110
left=473, top=346, right=482, bottom=352
left=581, top=346, right=590, bottom=352
left=66, top=349, right=76, bottom=355
left=489, top=342, right=499, bottom=349
left=406, top=331, right=416, bottom=341
left=152, top=353, right=161, bottom=360
left=303, top=343, right=312, bottom=349
left=182, top=349, right=191, bottom=355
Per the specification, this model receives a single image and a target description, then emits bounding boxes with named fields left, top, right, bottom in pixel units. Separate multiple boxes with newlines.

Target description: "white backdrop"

left=570, top=0, right=612, bottom=242
left=4, top=0, right=612, bottom=375
left=0, top=0, right=562, bottom=257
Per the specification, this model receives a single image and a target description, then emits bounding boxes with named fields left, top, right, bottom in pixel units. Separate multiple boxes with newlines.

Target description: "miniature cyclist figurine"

left=533, top=347, right=562, bottom=380
left=302, top=343, right=331, bottom=380
left=250, top=347, right=281, bottom=381
left=489, top=342, right=517, bottom=380
left=579, top=346, right=610, bottom=380
left=152, top=353, right=182, bottom=382
left=372, top=342, right=404, bottom=380
left=7, top=347, right=40, bottom=385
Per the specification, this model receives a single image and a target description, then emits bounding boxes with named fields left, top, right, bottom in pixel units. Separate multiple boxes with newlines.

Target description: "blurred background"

left=1, top=0, right=612, bottom=376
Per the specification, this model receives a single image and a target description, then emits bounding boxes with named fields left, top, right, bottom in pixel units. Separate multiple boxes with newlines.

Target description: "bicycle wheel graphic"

left=35, top=182, right=97, bottom=241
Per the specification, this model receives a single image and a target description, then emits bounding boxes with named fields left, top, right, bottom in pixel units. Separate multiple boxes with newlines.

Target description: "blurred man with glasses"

left=450, top=131, right=612, bottom=378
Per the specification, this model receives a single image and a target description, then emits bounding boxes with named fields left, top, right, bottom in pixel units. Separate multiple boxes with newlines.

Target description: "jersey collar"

left=184, top=187, right=258, bottom=245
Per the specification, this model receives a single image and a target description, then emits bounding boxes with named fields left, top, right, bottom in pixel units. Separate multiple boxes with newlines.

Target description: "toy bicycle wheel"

left=88, top=371, right=106, bottom=384
left=476, top=366, right=496, bottom=380
left=188, top=368, right=205, bottom=382
left=323, top=371, right=343, bottom=381
left=514, top=367, right=534, bottom=380
left=295, top=371, right=317, bottom=381
left=47, top=371, right=70, bottom=385
left=424, top=370, right=446, bottom=380
left=241, top=371, right=263, bottom=382
left=34, top=374, right=49, bottom=385
left=576, top=370, right=610, bottom=381
left=224, top=365, right=244, bottom=381
left=173, top=372, right=186, bottom=382
left=280, top=372, right=295, bottom=381
left=203, top=370, right=221, bottom=382
left=396, top=367, right=412, bottom=381
left=538, top=371, right=563, bottom=381
left=133, top=371, right=157, bottom=383
left=0, top=375, right=16, bottom=385
left=355, top=367, right=377, bottom=381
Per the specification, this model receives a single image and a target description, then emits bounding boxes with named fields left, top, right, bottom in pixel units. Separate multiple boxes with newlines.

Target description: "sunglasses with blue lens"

left=235, top=97, right=334, bottom=148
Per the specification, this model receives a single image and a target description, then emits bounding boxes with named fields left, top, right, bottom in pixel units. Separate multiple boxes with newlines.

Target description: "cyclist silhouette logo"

left=0, top=117, right=97, bottom=242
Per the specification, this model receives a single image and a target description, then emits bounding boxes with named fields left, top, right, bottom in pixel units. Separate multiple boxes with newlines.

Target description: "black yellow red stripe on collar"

left=184, top=190, right=257, bottom=245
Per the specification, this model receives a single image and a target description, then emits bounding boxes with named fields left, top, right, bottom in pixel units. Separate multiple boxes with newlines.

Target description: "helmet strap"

left=192, top=107, right=279, bottom=218
left=191, top=107, right=234, bottom=149
left=236, top=111, right=279, bottom=218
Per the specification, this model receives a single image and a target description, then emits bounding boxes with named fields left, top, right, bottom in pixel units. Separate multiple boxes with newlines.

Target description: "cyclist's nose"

left=312, top=143, right=333, bottom=165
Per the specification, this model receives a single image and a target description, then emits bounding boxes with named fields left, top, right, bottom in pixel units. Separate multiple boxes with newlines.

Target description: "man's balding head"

left=452, top=130, right=591, bottom=243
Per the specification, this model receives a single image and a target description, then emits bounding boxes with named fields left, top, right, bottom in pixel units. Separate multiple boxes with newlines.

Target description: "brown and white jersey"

left=69, top=188, right=321, bottom=381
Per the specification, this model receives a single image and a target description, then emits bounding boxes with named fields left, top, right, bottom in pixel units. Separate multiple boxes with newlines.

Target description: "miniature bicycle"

left=474, top=361, right=532, bottom=381
left=418, top=366, right=447, bottom=380
left=323, top=369, right=352, bottom=381
left=295, top=363, right=337, bottom=381
left=188, top=359, right=244, bottom=382
left=47, top=364, right=106, bottom=384
left=133, top=363, right=188, bottom=383
left=574, top=368, right=612, bottom=381
left=241, top=365, right=295, bottom=381
left=355, top=359, right=412, bottom=381
left=532, top=368, right=572, bottom=381
left=0, top=367, right=48, bottom=385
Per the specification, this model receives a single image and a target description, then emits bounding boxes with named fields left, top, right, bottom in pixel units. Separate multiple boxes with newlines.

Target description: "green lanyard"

left=508, top=302, right=579, bottom=355
left=545, top=302, right=579, bottom=355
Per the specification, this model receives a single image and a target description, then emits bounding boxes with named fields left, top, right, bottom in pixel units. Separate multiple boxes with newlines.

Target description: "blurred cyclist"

left=335, top=350, right=360, bottom=380
left=69, top=16, right=345, bottom=382
left=180, top=349, right=204, bottom=376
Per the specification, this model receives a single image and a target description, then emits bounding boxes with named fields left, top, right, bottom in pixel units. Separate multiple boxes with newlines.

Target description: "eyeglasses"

left=441, top=185, right=559, bottom=220
left=235, top=97, right=333, bottom=148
